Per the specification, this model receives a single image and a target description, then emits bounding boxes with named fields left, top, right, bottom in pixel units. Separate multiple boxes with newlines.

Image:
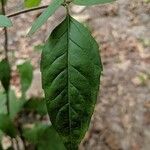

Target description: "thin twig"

left=1, top=0, right=8, bottom=60
left=7, top=5, right=49, bottom=18
left=1, top=0, right=10, bottom=115
left=6, top=92, right=10, bottom=115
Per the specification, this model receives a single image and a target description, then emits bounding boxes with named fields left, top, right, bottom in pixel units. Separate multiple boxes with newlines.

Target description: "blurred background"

left=0, top=0, right=150, bottom=150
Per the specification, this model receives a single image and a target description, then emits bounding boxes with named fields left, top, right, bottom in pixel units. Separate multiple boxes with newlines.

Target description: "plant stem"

left=6, top=91, right=10, bottom=115
left=7, top=5, right=49, bottom=18
left=1, top=0, right=8, bottom=60
left=1, top=0, right=10, bottom=115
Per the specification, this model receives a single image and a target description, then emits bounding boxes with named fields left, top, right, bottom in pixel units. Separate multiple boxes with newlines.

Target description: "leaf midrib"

left=66, top=15, right=72, bottom=149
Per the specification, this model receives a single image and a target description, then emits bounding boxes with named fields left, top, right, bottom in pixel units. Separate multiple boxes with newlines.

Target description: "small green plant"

left=0, top=0, right=116, bottom=149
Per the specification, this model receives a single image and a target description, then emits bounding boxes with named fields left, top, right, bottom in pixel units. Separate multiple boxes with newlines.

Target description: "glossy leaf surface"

left=73, top=0, right=116, bottom=6
left=41, top=15, right=102, bottom=149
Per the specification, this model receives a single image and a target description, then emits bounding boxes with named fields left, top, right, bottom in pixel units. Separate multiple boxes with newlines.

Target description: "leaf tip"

left=27, top=29, right=34, bottom=37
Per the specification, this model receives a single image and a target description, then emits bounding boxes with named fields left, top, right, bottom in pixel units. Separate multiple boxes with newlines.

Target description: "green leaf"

left=9, top=90, right=25, bottom=120
left=25, top=0, right=41, bottom=8
left=23, top=124, right=66, bottom=150
left=24, top=98, right=47, bottom=116
left=0, top=59, right=11, bottom=92
left=17, top=62, right=33, bottom=96
left=0, top=15, right=12, bottom=27
left=0, top=114, right=17, bottom=137
left=0, top=92, right=7, bottom=114
left=73, top=0, right=116, bottom=6
left=0, top=90, right=25, bottom=119
left=28, top=0, right=64, bottom=36
left=41, top=15, right=102, bottom=149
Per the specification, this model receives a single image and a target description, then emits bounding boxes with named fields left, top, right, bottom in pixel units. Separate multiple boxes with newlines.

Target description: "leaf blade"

left=0, top=15, right=12, bottom=27
left=17, top=61, right=33, bottom=96
left=0, top=92, right=7, bottom=114
left=0, top=59, right=11, bottom=91
left=23, top=124, right=66, bottom=150
left=25, top=0, right=41, bottom=8
left=28, top=0, right=64, bottom=36
left=24, top=98, right=47, bottom=116
left=73, top=0, right=116, bottom=6
left=0, top=90, right=25, bottom=119
left=9, top=90, right=25, bottom=120
left=0, top=114, right=17, bottom=138
left=41, top=15, right=102, bottom=149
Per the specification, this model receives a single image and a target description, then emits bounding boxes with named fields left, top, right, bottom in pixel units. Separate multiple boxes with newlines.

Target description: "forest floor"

left=0, top=0, right=150, bottom=150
